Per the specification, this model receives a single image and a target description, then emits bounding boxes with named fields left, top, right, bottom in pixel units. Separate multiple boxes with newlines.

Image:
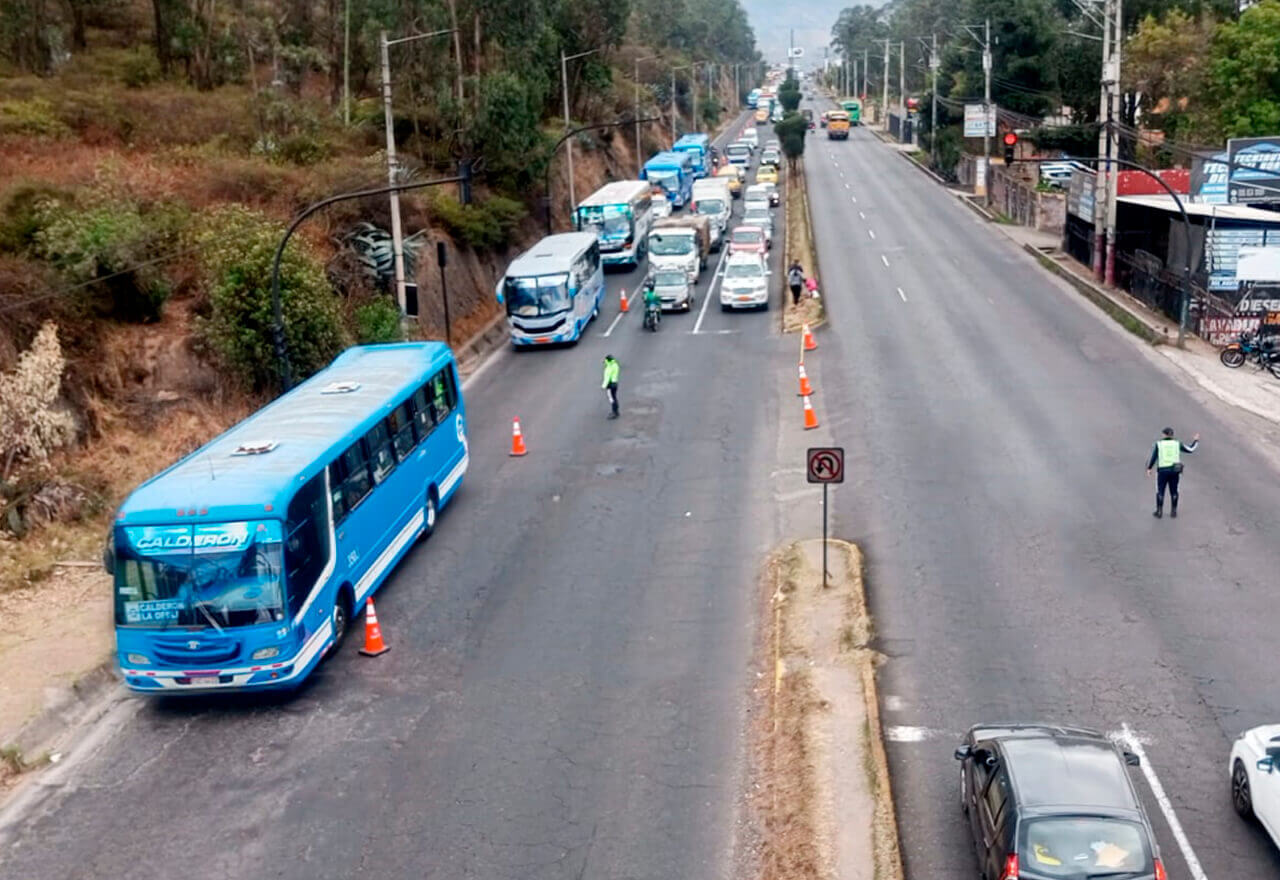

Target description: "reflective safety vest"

left=602, top=359, right=620, bottom=386
left=1157, top=438, right=1181, bottom=469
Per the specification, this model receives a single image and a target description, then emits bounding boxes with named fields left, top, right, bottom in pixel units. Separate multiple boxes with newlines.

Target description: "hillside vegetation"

left=0, top=0, right=761, bottom=588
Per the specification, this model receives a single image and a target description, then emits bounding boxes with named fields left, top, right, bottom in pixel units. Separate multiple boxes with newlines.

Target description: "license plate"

left=737, top=295, right=753, bottom=302
left=189, top=676, right=220, bottom=686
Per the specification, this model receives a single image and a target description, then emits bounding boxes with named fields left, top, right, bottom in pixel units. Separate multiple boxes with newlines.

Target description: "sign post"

left=806, top=446, right=845, bottom=589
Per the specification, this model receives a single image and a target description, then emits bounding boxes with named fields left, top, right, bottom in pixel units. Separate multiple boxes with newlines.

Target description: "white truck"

left=648, top=215, right=711, bottom=283
left=691, top=178, right=733, bottom=252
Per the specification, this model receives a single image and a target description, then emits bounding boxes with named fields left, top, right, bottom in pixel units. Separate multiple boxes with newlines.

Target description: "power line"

left=0, top=243, right=206, bottom=316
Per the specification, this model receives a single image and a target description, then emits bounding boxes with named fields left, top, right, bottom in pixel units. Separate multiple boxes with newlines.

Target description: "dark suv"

left=954, top=724, right=1166, bottom=880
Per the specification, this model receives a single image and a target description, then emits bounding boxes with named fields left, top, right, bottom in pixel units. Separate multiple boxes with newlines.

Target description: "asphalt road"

left=803, top=99, right=1280, bottom=879
left=0, top=117, right=791, bottom=880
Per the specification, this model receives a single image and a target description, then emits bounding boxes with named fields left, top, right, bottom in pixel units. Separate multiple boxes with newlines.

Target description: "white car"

left=651, top=192, right=672, bottom=219
left=1231, top=724, right=1280, bottom=848
left=720, top=253, right=770, bottom=310
left=743, top=184, right=771, bottom=214
left=740, top=127, right=759, bottom=150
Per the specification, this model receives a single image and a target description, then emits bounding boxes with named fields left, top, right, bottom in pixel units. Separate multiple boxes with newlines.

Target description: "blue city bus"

left=497, top=231, right=605, bottom=346
left=747, top=88, right=761, bottom=108
left=109, top=343, right=467, bottom=694
left=641, top=151, right=695, bottom=208
left=673, top=133, right=711, bottom=178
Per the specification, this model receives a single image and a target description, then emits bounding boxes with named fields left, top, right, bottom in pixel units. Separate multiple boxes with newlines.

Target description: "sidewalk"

left=870, top=137, right=1280, bottom=428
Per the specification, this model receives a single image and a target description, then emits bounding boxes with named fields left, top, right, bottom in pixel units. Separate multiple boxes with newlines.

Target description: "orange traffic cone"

left=802, top=323, right=818, bottom=352
left=803, top=395, right=819, bottom=430
left=358, top=598, right=390, bottom=657
left=620, top=288, right=630, bottom=313
left=798, top=363, right=813, bottom=397
left=509, top=417, right=528, bottom=457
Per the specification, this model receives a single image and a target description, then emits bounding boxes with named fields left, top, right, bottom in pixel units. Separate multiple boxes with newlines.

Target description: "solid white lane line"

left=880, top=254, right=890, bottom=267
left=897, top=287, right=907, bottom=302
left=1117, top=724, right=1209, bottom=880
left=601, top=310, right=627, bottom=337
left=692, top=246, right=731, bottom=335
left=868, top=229, right=876, bottom=240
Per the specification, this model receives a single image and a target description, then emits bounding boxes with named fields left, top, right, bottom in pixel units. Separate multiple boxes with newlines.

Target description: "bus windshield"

left=114, top=521, right=286, bottom=629
left=504, top=273, right=571, bottom=317
left=648, top=171, right=679, bottom=194
left=578, top=205, right=632, bottom=242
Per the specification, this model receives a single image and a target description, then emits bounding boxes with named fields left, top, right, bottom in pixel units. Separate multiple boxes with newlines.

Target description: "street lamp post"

left=635, top=55, right=661, bottom=177
left=379, top=27, right=456, bottom=316
left=671, top=64, right=692, bottom=144
left=561, top=47, right=601, bottom=217
left=545, top=117, right=661, bottom=235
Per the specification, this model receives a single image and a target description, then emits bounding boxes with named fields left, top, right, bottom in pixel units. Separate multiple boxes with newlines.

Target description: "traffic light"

left=1003, top=131, right=1018, bottom=164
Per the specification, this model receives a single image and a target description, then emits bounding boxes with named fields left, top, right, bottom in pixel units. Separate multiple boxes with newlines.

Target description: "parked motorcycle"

left=1220, top=332, right=1280, bottom=377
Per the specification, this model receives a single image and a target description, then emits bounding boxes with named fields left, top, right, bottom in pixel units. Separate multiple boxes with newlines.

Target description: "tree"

left=774, top=113, right=807, bottom=163
left=1204, top=0, right=1280, bottom=138
left=1124, top=9, right=1214, bottom=142
left=778, top=73, right=801, bottom=112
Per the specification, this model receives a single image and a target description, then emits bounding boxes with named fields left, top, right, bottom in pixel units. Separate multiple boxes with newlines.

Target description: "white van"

left=691, top=178, right=733, bottom=251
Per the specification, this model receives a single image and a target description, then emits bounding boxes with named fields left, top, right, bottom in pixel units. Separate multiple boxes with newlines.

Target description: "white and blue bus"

left=673, top=133, right=711, bottom=178
left=109, top=343, right=467, bottom=694
left=574, top=180, right=653, bottom=269
left=497, top=232, right=605, bottom=346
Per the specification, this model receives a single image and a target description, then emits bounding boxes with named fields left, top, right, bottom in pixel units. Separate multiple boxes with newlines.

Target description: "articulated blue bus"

left=497, top=232, right=605, bottom=346
left=109, top=343, right=467, bottom=693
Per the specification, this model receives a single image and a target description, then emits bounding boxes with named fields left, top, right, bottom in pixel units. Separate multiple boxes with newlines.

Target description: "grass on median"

left=782, top=160, right=826, bottom=334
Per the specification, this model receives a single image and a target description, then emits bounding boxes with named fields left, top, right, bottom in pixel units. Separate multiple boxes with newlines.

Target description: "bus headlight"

left=252, top=647, right=281, bottom=660
left=126, top=653, right=151, bottom=665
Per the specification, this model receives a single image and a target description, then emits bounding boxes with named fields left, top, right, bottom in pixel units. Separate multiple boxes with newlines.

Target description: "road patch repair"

left=744, top=539, right=904, bottom=880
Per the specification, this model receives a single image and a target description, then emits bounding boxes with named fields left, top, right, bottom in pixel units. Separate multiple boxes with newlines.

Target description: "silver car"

left=742, top=207, right=774, bottom=248
left=648, top=267, right=694, bottom=311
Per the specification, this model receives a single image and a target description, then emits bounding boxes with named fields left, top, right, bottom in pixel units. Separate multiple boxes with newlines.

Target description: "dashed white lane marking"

left=897, top=287, right=908, bottom=302
left=1116, top=724, right=1209, bottom=880
left=885, top=725, right=934, bottom=742
left=859, top=211, right=866, bottom=219
left=602, top=311, right=626, bottom=337
left=868, top=229, right=876, bottom=240
left=884, top=695, right=907, bottom=711
left=851, top=195, right=857, bottom=203
left=880, top=254, right=890, bottom=267
left=844, top=182, right=851, bottom=189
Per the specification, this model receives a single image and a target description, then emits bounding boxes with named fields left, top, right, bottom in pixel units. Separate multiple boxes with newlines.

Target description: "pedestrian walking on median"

left=1146, top=426, right=1200, bottom=518
left=602, top=354, right=620, bottom=419
left=788, top=261, right=804, bottom=306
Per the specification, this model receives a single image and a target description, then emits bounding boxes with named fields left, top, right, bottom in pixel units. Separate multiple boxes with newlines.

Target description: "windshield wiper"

left=192, top=600, right=225, bottom=634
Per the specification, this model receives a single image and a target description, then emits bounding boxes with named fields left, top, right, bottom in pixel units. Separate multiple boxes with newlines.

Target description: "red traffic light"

left=1003, top=132, right=1019, bottom=146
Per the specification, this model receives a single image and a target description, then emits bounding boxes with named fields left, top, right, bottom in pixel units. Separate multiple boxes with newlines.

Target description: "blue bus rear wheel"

left=326, top=592, right=352, bottom=661
left=422, top=490, right=438, bottom=539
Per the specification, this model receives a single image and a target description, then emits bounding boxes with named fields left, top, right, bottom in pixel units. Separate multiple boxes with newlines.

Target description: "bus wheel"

left=327, top=593, right=351, bottom=659
left=422, top=490, right=439, bottom=539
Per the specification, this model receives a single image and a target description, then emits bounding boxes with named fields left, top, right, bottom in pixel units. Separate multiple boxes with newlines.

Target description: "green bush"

left=32, top=195, right=187, bottom=322
left=277, top=133, right=331, bottom=166
left=352, top=297, right=404, bottom=344
left=0, top=183, right=67, bottom=253
left=429, top=194, right=526, bottom=250
left=121, top=49, right=162, bottom=89
left=0, top=99, right=70, bottom=138
left=194, top=205, right=345, bottom=391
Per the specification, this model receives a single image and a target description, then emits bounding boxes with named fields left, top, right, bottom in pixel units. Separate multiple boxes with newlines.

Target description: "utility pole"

left=1096, top=0, right=1123, bottom=286
left=635, top=55, right=660, bottom=177
left=863, top=48, right=868, bottom=100
left=930, top=32, right=939, bottom=167
left=882, top=39, right=890, bottom=124
left=671, top=67, right=677, bottom=144
left=983, top=18, right=992, bottom=207
left=377, top=32, right=407, bottom=315
left=562, top=48, right=600, bottom=217
left=376, top=28, right=458, bottom=315
left=692, top=62, right=699, bottom=132
left=899, top=41, right=906, bottom=113
left=342, top=0, right=350, bottom=125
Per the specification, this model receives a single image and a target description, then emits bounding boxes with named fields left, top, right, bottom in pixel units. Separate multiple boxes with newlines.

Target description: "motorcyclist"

left=643, top=278, right=662, bottom=328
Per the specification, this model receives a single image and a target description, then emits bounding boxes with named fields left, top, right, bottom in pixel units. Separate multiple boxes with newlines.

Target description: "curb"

left=960, top=196, right=998, bottom=223
left=5, top=659, right=122, bottom=768
left=454, top=312, right=508, bottom=378
left=1020, top=244, right=1168, bottom=345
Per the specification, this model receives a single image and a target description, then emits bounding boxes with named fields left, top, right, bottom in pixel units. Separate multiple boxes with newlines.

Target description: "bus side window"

left=412, top=386, right=436, bottom=439
left=327, top=463, right=347, bottom=524
left=429, top=368, right=455, bottom=419
left=388, top=401, right=416, bottom=460
left=338, top=443, right=372, bottom=511
left=365, top=422, right=396, bottom=485
left=285, top=473, right=331, bottom=619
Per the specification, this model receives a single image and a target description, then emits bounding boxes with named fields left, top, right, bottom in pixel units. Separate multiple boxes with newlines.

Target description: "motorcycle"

left=1220, top=332, right=1280, bottom=377
left=642, top=299, right=661, bottom=332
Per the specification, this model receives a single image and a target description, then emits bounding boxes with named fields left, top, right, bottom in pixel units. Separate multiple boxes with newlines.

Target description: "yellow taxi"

left=756, top=164, right=778, bottom=185
left=754, top=107, right=769, bottom=123
left=716, top=163, right=745, bottom=196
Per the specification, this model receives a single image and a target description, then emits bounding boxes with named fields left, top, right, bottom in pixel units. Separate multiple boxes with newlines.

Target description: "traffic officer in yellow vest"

left=602, top=354, right=620, bottom=419
left=1146, top=427, right=1200, bottom=518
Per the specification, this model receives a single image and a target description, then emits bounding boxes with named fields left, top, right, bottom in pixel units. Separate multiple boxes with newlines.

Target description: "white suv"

left=1230, top=724, right=1280, bottom=850
left=720, top=253, right=770, bottom=310
left=740, top=127, right=759, bottom=150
